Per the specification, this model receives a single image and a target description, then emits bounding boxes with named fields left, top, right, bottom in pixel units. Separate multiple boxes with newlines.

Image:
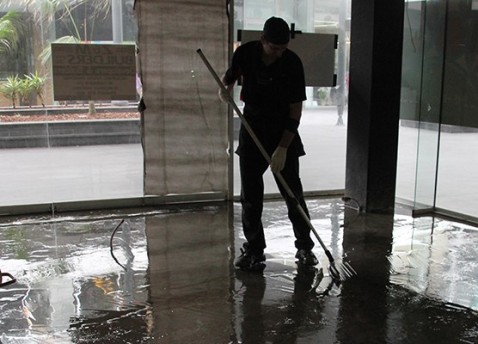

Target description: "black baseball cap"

left=263, top=17, right=290, bottom=45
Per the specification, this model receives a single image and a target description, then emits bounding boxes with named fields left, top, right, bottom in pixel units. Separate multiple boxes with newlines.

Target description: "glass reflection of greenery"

left=5, top=227, right=29, bottom=259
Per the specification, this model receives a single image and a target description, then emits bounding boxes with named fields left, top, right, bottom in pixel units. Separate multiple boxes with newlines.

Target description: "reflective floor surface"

left=0, top=198, right=478, bottom=343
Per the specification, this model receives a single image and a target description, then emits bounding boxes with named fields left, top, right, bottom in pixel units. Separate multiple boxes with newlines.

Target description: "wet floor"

left=0, top=198, right=477, bottom=343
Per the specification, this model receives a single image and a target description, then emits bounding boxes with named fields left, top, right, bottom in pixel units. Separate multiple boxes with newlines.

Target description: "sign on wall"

left=51, top=43, right=136, bottom=101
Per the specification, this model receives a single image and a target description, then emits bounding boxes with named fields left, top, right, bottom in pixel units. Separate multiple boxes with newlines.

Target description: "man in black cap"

left=220, top=17, right=318, bottom=271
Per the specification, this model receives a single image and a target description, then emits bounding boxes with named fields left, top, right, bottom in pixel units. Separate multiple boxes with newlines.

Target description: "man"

left=220, top=17, right=318, bottom=271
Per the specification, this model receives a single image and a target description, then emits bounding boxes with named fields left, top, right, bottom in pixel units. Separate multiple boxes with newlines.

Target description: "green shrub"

left=0, top=72, right=46, bottom=108
left=25, top=72, right=45, bottom=107
left=0, top=75, right=22, bottom=108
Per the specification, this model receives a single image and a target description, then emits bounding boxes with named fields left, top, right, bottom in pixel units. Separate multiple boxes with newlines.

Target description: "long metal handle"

left=196, top=49, right=333, bottom=261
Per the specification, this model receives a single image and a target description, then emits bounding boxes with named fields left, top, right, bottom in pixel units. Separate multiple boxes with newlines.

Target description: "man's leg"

left=239, top=154, right=269, bottom=256
left=274, top=155, right=317, bottom=265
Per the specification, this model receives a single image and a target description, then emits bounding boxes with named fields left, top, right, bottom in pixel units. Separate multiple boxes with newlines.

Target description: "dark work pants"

left=239, top=152, right=315, bottom=255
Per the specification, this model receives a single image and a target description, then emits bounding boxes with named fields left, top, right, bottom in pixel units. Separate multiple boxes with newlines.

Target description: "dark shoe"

left=295, top=249, right=318, bottom=266
left=235, top=246, right=266, bottom=271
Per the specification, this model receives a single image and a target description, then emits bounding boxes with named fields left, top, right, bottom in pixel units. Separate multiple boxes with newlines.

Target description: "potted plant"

left=0, top=75, right=22, bottom=108
left=25, top=72, right=46, bottom=107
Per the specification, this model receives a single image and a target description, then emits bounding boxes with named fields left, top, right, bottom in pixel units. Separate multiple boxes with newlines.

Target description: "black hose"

left=110, top=218, right=127, bottom=271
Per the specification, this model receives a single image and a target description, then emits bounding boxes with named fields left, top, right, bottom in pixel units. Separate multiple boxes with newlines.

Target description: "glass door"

left=398, top=0, right=478, bottom=220
left=397, top=0, right=447, bottom=212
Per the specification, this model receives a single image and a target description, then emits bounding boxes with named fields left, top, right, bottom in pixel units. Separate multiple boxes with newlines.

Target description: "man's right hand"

left=218, top=87, right=231, bottom=103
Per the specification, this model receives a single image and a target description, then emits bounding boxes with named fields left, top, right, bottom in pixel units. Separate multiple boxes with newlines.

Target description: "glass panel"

left=414, top=1, right=446, bottom=209
left=0, top=1, right=142, bottom=207
left=435, top=0, right=478, bottom=217
left=398, top=0, right=478, bottom=219
left=233, top=0, right=350, bottom=196
left=397, top=0, right=446, bottom=210
left=398, top=0, right=418, bottom=204
left=0, top=144, right=143, bottom=206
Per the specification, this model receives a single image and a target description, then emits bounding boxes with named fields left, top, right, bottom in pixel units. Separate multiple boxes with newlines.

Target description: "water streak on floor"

left=0, top=199, right=477, bottom=343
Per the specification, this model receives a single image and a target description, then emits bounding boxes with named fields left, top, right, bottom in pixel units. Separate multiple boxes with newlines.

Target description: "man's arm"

left=277, top=101, right=302, bottom=148
left=218, top=74, right=235, bottom=103
left=219, top=47, right=243, bottom=102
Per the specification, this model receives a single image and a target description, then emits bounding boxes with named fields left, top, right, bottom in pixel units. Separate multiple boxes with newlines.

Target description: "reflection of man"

left=220, top=17, right=318, bottom=271
left=234, top=267, right=321, bottom=343
left=235, top=271, right=266, bottom=343
left=273, top=266, right=322, bottom=343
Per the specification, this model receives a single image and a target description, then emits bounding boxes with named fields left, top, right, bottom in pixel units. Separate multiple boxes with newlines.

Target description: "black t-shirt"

left=224, top=41, right=307, bottom=157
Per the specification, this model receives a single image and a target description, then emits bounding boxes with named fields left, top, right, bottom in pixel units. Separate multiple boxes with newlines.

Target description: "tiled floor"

left=0, top=198, right=477, bottom=343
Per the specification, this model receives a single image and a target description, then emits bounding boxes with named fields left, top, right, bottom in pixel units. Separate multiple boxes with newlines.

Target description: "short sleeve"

left=286, top=53, right=306, bottom=104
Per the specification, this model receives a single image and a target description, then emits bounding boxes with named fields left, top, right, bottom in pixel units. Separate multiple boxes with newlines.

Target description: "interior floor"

left=0, top=198, right=477, bottom=343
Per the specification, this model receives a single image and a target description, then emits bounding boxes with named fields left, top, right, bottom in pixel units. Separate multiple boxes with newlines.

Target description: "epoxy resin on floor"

left=0, top=199, right=477, bottom=343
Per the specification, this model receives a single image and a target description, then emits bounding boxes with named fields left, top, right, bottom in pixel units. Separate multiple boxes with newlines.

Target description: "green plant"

left=0, top=11, right=26, bottom=54
left=5, top=227, right=29, bottom=260
left=18, top=77, right=33, bottom=106
left=320, top=89, right=328, bottom=101
left=25, top=72, right=46, bottom=107
left=11, top=0, right=116, bottom=111
left=23, top=0, right=111, bottom=114
left=18, top=0, right=111, bottom=64
left=0, top=75, right=22, bottom=108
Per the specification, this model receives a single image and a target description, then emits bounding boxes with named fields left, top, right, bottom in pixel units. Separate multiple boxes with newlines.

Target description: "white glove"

left=270, top=146, right=288, bottom=173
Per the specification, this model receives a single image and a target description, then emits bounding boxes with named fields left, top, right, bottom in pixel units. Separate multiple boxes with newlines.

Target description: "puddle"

left=389, top=215, right=478, bottom=311
left=0, top=200, right=477, bottom=343
left=0, top=216, right=151, bottom=343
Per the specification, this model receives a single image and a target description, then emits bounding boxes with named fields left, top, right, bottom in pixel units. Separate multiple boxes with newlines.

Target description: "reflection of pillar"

left=235, top=272, right=266, bottom=344
left=120, top=220, right=136, bottom=305
left=145, top=206, right=232, bottom=342
left=330, top=201, right=341, bottom=257
left=111, top=0, right=124, bottom=107
left=338, top=210, right=393, bottom=343
left=112, top=0, right=123, bottom=44
left=336, top=0, right=347, bottom=126
left=295, top=0, right=315, bottom=108
left=40, top=6, right=57, bottom=105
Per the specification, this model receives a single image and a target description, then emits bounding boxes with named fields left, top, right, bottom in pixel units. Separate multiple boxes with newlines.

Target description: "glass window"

left=233, top=0, right=351, bottom=196
left=0, top=1, right=141, bottom=208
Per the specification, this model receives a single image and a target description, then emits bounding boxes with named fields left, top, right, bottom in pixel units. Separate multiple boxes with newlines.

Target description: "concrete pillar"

left=345, top=0, right=405, bottom=213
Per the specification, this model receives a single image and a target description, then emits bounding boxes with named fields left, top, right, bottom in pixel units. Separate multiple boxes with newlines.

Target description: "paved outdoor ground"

left=1, top=106, right=477, bottom=218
